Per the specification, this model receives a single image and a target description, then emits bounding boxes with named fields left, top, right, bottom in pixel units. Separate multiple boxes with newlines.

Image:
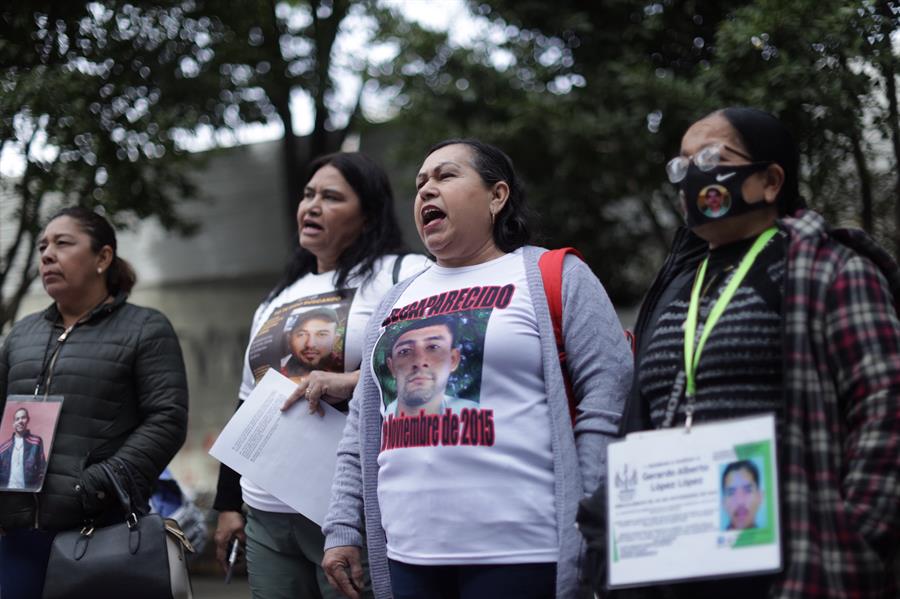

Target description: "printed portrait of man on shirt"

left=280, top=306, right=345, bottom=382
left=376, top=312, right=487, bottom=417
left=246, top=290, right=354, bottom=384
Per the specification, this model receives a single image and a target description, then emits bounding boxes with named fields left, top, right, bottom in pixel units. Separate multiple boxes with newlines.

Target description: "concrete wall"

left=11, top=140, right=294, bottom=492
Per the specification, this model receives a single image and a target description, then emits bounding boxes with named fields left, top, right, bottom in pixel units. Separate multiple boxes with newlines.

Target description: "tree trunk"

left=881, top=58, right=900, bottom=259
left=309, top=0, right=349, bottom=160
left=847, top=125, right=874, bottom=233
left=837, top=55, right=875, bottom=232
left=1, top=139, right=43, bottom=330
left=265, top=0, right=302, bottom=239
left=640, top=194, right=674, bottom=254
left=274, top=88, right=302, bottom=238
left=1, top=269, right=39, bottom=333
left=876, top=0, right=900, bottom=259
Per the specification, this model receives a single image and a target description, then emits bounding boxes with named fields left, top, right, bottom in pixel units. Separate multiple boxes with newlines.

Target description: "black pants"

left=388, top=559, right=556, bottom=599
left=0, top=528, right=56, bottom=599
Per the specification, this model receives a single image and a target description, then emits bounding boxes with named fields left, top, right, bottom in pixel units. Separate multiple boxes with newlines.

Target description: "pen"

left=225, top=538, right=240, bottom=584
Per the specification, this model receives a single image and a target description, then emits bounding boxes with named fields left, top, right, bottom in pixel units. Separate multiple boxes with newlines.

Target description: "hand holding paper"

left=210, top=369, right=347, bottom=526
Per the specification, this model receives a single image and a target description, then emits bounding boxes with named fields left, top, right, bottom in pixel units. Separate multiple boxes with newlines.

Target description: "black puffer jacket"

left=0, top=294, right=188, bottom=531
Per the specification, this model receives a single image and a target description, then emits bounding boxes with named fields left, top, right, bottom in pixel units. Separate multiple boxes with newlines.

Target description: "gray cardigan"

left=323, top=246, right=633, bottom=598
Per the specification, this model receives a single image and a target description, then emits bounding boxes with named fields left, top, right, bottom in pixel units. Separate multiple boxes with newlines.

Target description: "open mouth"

left=301, top=219, right=324, bottom=232
left=421, top=206, right=446, bottom=226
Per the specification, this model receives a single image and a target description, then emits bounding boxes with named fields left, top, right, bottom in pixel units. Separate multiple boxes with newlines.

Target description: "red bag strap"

left=538, top=248, right=583, bottom=426
left=539, top=248, right=636, bottom=426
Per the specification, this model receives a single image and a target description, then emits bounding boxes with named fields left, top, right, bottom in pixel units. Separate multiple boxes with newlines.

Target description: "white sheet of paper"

left=209, top=369, right=347, bottom=526
left=607, top=413, right=781, bottom=588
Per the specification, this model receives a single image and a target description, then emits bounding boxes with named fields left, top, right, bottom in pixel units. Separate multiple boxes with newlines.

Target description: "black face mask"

left=680, top=162, right=771, bottom=228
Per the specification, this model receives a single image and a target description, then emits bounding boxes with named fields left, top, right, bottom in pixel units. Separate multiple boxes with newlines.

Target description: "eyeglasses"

left=665, top=143, right=754, bottom=183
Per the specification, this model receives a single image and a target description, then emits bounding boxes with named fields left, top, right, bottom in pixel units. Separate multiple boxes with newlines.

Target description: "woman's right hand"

left=323, top=545, right=364, bottom=599
left=214, top=510, right=246, bottom=573
left=282, top=370, right=360, bottom=415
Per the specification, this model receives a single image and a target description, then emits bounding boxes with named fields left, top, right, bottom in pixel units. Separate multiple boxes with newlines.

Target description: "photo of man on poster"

left=0, top=407, right=47, bottom=491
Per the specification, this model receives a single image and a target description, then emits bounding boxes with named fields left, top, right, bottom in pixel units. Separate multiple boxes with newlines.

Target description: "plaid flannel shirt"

left=776, top=210, right=900, bottom=598
left=613, top=210, right=900, bottom=599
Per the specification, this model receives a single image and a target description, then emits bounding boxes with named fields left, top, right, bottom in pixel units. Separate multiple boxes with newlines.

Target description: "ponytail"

left=106, top=256, right=137, bottom=296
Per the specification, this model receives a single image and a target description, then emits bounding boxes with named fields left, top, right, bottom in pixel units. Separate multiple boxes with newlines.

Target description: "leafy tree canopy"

left=372, top=0, right=899, bottom=303
left=0, top=0, right=385, bottom=329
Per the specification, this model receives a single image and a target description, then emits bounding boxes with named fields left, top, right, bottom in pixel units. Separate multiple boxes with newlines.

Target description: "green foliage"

left=709, top=0, right=899, bottom=251
left=370, top=0, right=757, bottom=303
left=374, top=0, right=899, bottom=302
left=0, top=1, right=374, bottom=329
left=1, top=2, right=246, bottom=327
left=3, top=0, right=897, bottom=324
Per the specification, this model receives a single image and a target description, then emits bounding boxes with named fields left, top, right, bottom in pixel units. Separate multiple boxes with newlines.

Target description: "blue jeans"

left=0, top=528, right=57, bottom=599
left=388, top=560, right=556, bottom=599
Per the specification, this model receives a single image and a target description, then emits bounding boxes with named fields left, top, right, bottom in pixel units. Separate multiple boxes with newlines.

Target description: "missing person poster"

left=606, top=413, right=781, bottom=588
left=0, top=396, right=63, bottom=493
left=247, top=290, right=356, bottom=385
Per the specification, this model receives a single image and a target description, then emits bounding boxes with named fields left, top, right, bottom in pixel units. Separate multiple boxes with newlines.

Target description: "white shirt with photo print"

left=376, top=248, right=558, bottom=564
left=241, top=253, right=430, bottom=513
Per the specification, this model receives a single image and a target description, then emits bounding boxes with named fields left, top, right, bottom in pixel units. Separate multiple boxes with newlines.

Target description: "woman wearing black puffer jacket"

left=0, top=206, right=188, bottom=599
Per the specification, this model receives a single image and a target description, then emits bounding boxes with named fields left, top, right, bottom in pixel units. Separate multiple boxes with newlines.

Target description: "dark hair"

left=425, top=139, right=532, bottom=252
left=45, top=206, right=136, bottom=296
left=267, top=152, right=408, bottom=301
left=390, top=314, right=458, bottom=354
left=288, top=307, right=339, bottom=332
left=721, top=459, right=761, bottom=490
left=714, top=107, right=803, bottom=216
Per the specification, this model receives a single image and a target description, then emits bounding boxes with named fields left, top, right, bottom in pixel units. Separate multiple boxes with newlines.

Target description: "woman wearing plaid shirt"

left=608, top=107, right=900, bottom=598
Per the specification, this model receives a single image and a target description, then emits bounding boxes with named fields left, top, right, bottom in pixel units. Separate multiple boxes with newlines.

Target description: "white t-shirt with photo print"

left=240, top=253, right=430, bottom=513
left=376, top=248, right=558, bottom=565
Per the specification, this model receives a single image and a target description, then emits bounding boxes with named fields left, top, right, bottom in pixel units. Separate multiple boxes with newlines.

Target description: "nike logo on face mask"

left=716, top=172, right=737, bottom=182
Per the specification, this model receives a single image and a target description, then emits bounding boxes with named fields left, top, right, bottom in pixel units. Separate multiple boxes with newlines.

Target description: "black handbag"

left=42, top=459, right=194, bottom=599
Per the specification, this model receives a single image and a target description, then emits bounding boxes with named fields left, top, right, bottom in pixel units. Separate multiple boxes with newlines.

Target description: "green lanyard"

left=682, top=227, right=778, bottom=425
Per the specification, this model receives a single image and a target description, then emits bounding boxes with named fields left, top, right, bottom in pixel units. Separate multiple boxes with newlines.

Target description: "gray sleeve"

left=322, top=372, right=366, bottom=549
left=322, top=294, right=391, bottom=550
left=323, top=270, right=422, bottom=550
left=561, top=255, right=633, bottom=495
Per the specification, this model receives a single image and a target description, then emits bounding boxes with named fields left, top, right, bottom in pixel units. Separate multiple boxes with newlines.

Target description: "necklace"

left=58, top=293, right=111, bottom=333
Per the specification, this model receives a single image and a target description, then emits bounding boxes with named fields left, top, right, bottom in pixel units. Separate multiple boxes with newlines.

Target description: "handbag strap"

left=98, top=459, right=142, bottom=525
